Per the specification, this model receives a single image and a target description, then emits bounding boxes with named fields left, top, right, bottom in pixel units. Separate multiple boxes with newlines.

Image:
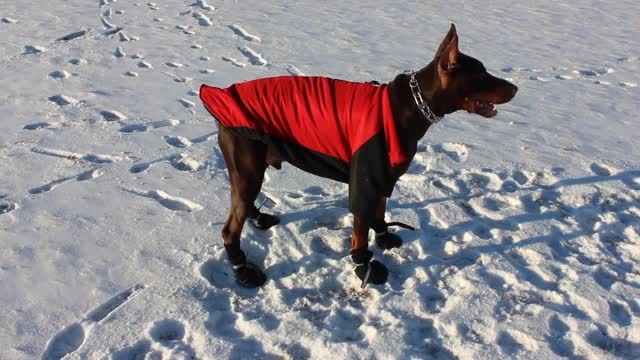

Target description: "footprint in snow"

left=120, top=31, right=139, bottom=42
left=193, top=11, right=212, bottom=26
left=0, top=200, right=18, bottom=215
left=618, top=81, right=638, bottom=88
left=553, top=74, right=573, bottom=80
left=461, top=171, right=501, bottom=195
left=576, top=68, right=614, bottom=77
left=166, top=62, right=185, bottom=68
left=29, top=168, right=104, bottom=195
left=31, top=147, right=123, bottom=164
left=111, top=339, right=152, bottom=360
left=609, top=301, right=632, bottom=327
left=115, top=319, right=197, bottom=358
left=57, top=30, right=89, bottom=42
left=593, top=266, right=617, bottom=290
left=49, top=70, right=71, bottom=79
left=497, top=331, right=525, bottom=355
left=622, top=175, right=640, bottom=190
left=238, top=46, right=267, bottom=66
left=228, top=24, right=261, bottom=42
left=123, top=188, right=203, bottom=212
left=164, top=135, right=192, bottom=148
left=432, top=178, right=459, bottom=194
left=512, top=169, right=535, bottom=185
left=221, top=56, right=246, bottom=67
left=177, top=98, right=195, bottom=108
left=431, top=142, right=469, bottom=163
left=114, top=47, right=126, bottom=58
left=129, top=153, right=190, bottom=174
left=148, top=319, right=186, bottom=343
left=193, top=0, right=214, bottom=11
left=41, top=323, right=85, bottom=360
left=119, top=119, right=180, bottom=133
left=24, top=45, right=48, bottom=54
left=69, top=58, right=87, bottom=65
left=137, top=61, right=153, bottom=69
left=24, top=122, right=59, bottom=130
left=285, top=64, right=305, bottom=76
left=589, top=162, right=615, bottom=177
left=100, top=110, right=127, bottom=122
left=198, top=258, right=236, bottom=288
left=586, top=323, right=636, bottom=358
left=48, top=95, right=78, bottom=106
left=479, top=194, right=518, bottom=212
left=172, top=155, right=204, bottom=172
left=547, top=315, right=575, bottom=358
left=327, top=309, right=365, bottom=343
left=42, top=284, right=145, bottom=360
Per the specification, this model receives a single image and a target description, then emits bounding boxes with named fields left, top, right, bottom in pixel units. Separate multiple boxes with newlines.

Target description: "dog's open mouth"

left=465, top=99, right=497, bottom=118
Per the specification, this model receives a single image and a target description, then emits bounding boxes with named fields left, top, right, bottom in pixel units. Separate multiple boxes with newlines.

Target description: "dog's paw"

left=249, top=212, right=280, bottom=230
left=355, top=260, right=388, bottom=286
left=233, top=263, right=268, bottom=288
left=375, top=232, right=402, bottom=250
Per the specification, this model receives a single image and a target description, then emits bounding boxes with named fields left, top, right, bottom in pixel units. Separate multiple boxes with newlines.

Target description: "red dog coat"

left=200, top=76, right=408, bottom=217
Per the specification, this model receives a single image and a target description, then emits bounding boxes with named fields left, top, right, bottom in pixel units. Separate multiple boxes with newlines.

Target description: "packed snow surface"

left=0, top=0, right=639, bottom=359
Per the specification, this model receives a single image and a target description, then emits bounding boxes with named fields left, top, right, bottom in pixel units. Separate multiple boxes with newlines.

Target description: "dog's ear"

left=437, top=30, right=459, bottom=73
left=434, top=23, right=457, bottom=59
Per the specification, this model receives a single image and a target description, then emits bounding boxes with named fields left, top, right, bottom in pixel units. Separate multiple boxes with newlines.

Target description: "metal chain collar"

left=404, top=70, right=441, bottom=124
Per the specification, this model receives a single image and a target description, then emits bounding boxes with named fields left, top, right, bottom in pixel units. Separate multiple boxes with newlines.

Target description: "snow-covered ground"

left=1, top=0, right=639, bottom=358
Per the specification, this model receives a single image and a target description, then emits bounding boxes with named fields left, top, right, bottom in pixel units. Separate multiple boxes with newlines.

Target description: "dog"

left=200, top=24, right=517, bottom=288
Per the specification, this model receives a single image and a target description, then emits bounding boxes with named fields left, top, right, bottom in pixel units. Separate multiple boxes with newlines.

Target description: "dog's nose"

left=510, top=85, right=518, bottom=98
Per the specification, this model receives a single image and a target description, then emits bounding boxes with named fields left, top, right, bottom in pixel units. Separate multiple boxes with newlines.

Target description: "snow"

left=0, top=0, right=639, bottom=359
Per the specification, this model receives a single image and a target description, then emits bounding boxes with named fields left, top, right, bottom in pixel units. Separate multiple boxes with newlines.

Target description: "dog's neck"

left=387, top=62, right=443, bottom=158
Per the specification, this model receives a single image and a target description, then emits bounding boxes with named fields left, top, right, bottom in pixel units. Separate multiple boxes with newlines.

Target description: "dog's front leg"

left=350, top=215, right=388, bottom=287
left=371, top=197, right=403, bottom=250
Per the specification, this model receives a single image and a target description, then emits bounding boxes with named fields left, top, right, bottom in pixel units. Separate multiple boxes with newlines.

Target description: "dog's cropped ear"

left=437, top=29, right=459, bottom=73
left=434, top=23, right=457, bottom=59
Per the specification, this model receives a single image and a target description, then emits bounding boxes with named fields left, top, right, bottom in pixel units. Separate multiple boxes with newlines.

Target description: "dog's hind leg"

left=218, top=126, right=269, bottom=287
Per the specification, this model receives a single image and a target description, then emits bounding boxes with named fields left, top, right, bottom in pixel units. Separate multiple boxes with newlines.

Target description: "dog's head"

left=426, top=24, right=517, bottom=118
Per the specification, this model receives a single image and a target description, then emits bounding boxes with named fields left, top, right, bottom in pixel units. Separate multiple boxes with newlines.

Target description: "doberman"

left=200, top=24, right=517, bottom=288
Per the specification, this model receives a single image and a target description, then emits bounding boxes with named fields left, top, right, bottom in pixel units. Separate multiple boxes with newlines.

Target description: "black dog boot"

left=233, top=263, right=267, bottom=288
left=350, top=248, right=388, bottom=288
left=225, top=244, right=267, bottom=288
left=375, top=232, right=403, bottom=250
left=249, top=212, right=280, bottom=230
left=372, top=220, right=415, bottom=250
